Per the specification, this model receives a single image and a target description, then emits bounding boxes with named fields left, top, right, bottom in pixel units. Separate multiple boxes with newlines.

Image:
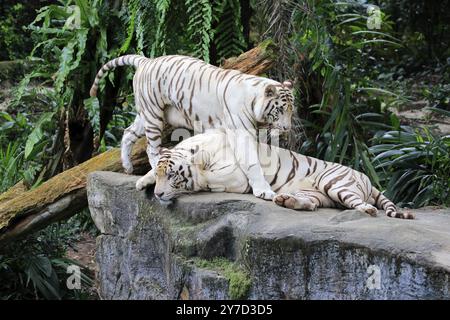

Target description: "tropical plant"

left=259, top=0, right=407, bottom=187
left=0, top=2, right=48, bottom=60
left=5, top=0, right=252, bottom=189
left=0, top=142, right=24, bottom=193
left=0, top=111, right=44, bottom=190
left=370, top=126, right=450, bottom=208
left=124, top=0, right=248, bottom=63
left=0, top=218, right=95, bottom=300
left=379, top=0, right=450, bottom=65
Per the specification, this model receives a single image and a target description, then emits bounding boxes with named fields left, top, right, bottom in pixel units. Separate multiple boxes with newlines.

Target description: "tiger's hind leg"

left=121, top=114, right=145, bottom=174
left=327, top=188, right=378, bottom=217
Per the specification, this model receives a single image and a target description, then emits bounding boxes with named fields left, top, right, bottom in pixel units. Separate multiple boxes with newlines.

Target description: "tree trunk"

left=0, top=43, right=277, bottom=246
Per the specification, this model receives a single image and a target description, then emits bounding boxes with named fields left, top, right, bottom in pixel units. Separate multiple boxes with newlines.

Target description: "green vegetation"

left=0, top=211, right=95, bottom=300
left=0, top=0, right=449, bottom=299
left=261, top=0, right=449, bottom=204
left=370, top=126, right=450, bottom=207
left=192, top=257, right=252, bottom=300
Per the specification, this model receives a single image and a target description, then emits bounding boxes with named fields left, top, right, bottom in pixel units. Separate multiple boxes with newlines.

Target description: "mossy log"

left=0, top=43, right=277, bottom=246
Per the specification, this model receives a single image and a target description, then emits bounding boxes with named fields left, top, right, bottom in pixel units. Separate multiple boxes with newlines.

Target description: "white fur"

left=91, top=55, right=294, bottom=200
left=144, top=129, right=407, bottom=218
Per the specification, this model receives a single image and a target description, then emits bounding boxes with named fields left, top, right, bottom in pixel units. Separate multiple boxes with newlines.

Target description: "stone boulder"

left=87, top=171, right=450, bottom=300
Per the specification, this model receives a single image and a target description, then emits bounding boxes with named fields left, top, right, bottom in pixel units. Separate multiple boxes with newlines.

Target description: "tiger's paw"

left=253, top=188, right=276, bottom=200
left=273, top=193, right=298, bottom=209
left=355, top=203, right=378, bottom=217
left=122, top=162, right=134, bottom=175
left=274, top=194, right=318, bottom=211
left=136, top=175, right=154, bottom=191
left=135, top=177, right=147, bottom=191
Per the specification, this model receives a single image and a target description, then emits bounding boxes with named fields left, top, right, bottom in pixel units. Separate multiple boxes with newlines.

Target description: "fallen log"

left=0, top=140, right=149, bottom=245
left=0, top=42, right=277, bottom=246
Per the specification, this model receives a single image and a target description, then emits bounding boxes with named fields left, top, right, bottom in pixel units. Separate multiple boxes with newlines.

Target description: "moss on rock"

left=191, top=257, right=252, bottom=300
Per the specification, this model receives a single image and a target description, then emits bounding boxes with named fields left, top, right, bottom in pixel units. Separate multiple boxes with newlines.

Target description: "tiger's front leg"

left=248, top=164, right=276, bottom=200
left=134, top=98, right=166, bottom=192
left=226, top=129, right=275, bottom=200
left=141, top=106, right=165, bottom=170
left=136, top=168, right=156, bottom=191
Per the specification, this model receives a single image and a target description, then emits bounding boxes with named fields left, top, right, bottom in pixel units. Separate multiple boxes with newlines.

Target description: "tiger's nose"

left=155, top=191, right=164, bottom=198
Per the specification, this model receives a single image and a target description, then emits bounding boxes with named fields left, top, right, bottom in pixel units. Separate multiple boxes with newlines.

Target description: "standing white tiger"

left=90, top=54, right=294, bottom=200
left=141, top=129, right=414, bottom=219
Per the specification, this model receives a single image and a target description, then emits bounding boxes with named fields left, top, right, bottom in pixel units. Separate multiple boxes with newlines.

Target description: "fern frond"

left=128, top=0, right=157, bottom=56
left=119, top=0, right=139, bottom=54
left=151, top=0, right=172, bottom=57
left=186, top=0, right=213, bottom=62
left=213, top=0, right=246, bottom=60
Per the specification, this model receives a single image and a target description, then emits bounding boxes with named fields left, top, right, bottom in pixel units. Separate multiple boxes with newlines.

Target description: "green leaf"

left=372, top=149, right=404, bottom=162
left=84, top=97, right=100, bottom=136
left=390, top=113, right=400, bottom=130
left=24, top=112, right=54, bottom=160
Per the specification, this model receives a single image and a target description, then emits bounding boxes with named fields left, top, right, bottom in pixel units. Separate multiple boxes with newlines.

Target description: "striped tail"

left=372, top=187, right=415, bottom=219
left=89, top=55, right=146, bottom=97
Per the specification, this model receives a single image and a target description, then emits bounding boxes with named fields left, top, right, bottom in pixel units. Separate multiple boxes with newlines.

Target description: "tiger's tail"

left=371, top=187, right=415, bottom=219
left=89, top=55, right=146, bottom=97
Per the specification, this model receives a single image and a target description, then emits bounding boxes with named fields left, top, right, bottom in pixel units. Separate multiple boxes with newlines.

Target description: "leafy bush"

left=423, top=83, right=450, bottom=111
left=125, top=0, right=247, bottom=63
left=370, top=126, right=450, bottom=208
left=0, top=143, right=24, bottom=193
left=262, top=0, right=404, bottom=184
left=379, top=0, right=450, bottom=65
left=0, top=111, right=45, bottom=190
left=0, top=2, right=39, bottom=60
left=0, top=217, right=95, bottom=300
left=259, top=0, right=449, bottom=206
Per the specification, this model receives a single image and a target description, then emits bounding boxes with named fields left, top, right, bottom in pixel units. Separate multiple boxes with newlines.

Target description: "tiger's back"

left=122, top=55, right=279, bottom=130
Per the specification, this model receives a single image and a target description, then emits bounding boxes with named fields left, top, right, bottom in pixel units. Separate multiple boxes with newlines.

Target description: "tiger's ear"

left=283, top=80, right=293, bottom=89
left=264, top=84, right=277, bottom=98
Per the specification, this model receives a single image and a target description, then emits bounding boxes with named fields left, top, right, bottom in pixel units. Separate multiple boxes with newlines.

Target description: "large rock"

left=87, top=171, right=450, bottom=300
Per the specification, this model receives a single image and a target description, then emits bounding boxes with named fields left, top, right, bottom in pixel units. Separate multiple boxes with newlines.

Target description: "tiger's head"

left=255, top=81, right=294, bottom=132
left=153, top=148, right=198, bottom=204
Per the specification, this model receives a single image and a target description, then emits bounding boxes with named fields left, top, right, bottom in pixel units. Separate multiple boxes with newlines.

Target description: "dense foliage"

left=0, top=0, right=449, bottom=299
left=260, top=0, right=449, bottom=206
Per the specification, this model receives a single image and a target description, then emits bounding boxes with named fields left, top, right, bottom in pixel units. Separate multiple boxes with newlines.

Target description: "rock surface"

left=87, top=171, right=450, bottom=300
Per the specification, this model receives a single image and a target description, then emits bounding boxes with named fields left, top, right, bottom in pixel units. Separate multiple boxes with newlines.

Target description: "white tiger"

left=138, top=129, right=414, bottom=219
left=89, top=54, right=294, bottom=200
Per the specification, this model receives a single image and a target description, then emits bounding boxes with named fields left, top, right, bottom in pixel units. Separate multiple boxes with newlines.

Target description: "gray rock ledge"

left=87, top=171, right=450, bottom=300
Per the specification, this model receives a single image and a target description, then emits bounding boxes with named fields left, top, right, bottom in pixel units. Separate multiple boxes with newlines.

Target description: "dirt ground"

left=66, top=232, right=98, bottom=298
left=66, top=232, right=97, bottom=271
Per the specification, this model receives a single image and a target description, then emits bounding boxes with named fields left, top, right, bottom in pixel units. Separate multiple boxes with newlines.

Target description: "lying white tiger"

left=90, top=55, right=294, bottom=200
left=138, top=129, right=414, bottom=219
